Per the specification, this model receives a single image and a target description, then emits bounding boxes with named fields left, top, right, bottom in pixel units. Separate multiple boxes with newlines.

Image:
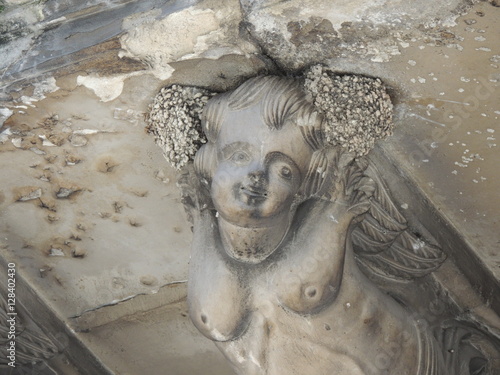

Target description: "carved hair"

left=194, top=76, right=329, bottom=197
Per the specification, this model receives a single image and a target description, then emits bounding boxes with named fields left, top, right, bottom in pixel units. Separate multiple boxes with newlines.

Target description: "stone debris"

left=47, top=214, right=59, bottom=223
left=146, top=85, right=215, bottom=169
left=65, top=154, right=82, bottom=166
left=0, top=108, right=13, bottom=128
left=49, top=248, right=65, bottom=257
left=303, top=65, right=393, bottom=156
left=71, top=247, right=86, bottom=258
left=39, top=266, right=52, bottom=278
left=39, top=135, right=57, bottom=147
left=30, top=147, right=46, bottom=155
left=55, top=186, right=81, bottom=199
left=128, top=218, right=142, bottom=227
left=73, top=129, right=100, bottom=135
left=47, top=134, right=66, bottom=146
left=40, top=114, right=59, bottom=128
left=0, top=127, right=12, bottom=143
left=114, top=108, right=143, bottom=125
left=11, top=138, right=22, bottom=148
left=15, top=187, right=42, bottom=201
left=69, top=134, right=88, bottom=147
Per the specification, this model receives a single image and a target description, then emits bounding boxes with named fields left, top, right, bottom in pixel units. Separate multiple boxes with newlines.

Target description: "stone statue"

left=147, top=66, right=498, bottom=374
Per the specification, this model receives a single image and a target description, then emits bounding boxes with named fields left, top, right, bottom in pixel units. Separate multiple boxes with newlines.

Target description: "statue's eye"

left=230, top=151, right=250, bottom=164
left=279, top=166, right=292, bottom=179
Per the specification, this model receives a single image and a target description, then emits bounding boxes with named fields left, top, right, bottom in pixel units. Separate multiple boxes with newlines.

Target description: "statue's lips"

left=239, top=186, right=268, bottom=199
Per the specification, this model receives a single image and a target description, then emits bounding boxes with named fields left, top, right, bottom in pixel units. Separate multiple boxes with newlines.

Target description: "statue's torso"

left=187, top=204, right=434, bottom=375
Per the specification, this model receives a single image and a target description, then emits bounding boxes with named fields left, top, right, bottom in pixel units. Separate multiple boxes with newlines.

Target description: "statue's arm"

left=274, top=153, right=374, bottom=314
left=176, top=164, right=213, bottom=224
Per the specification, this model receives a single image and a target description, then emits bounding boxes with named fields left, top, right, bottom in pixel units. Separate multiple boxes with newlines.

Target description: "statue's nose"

left=247, top=163, right=266, bottom=184
left=249, top=169, right=265, bottom=183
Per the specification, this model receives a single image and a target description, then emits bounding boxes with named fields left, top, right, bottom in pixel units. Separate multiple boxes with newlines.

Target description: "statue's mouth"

left=240, top=185, right=268, bottom=199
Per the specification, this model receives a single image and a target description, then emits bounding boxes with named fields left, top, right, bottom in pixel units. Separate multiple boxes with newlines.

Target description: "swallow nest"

left=146, top=85, right=215, bottom=169
left=303, top=64, right=393, bottom=156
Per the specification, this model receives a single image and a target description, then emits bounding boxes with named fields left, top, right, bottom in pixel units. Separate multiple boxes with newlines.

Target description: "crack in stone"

left=69, top=280, right=187, bottom=319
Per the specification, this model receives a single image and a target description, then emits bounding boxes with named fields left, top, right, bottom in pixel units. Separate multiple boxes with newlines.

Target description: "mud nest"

left=303, top=64, right=393, bottom=156
left=146, top=85, right=215, bottom=169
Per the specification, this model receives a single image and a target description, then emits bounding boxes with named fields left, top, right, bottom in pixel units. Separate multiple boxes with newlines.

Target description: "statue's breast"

left=266, top=219, right=348, bottom=314
left=188, top=272, right=251, bottom=342
left=187, top=216, right=252, bottom=342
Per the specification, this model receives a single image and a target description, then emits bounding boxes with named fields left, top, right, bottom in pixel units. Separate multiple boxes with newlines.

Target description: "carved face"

left=211, top=106, right=314, bottom=227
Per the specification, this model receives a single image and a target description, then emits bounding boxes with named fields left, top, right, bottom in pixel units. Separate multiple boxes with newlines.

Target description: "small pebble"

left=16, top=188, right=42, bottom=201
left=56, top=187, right=80, bottom=199
left=140, top=275, right=158, bottom=286
left=69, top=134, right=88, bottom=147
left=49, top=248, right=65, bottom=257
left=71, top=247, right=86, bottom=258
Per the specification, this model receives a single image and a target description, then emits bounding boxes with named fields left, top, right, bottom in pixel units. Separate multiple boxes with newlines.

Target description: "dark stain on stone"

left=113, top=201, right=125, bottom=213
left=96, top=156, right=118, bottom=173
left=339, top=21, right=390, bottom=44
left=56, top=38, right=148, bottom=77
left=287, top=17, right=338, bottom=47
left=128, top=218, right=142, bottom=227
left=38, top=197, right=57, bottom=212
left=0, top=18, right=31, bottom=45
left=40, top=114, right=59, bottom=128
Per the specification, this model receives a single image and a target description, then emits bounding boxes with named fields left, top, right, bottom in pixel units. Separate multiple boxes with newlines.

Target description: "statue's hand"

left=315, top=148, right=355, bottom=202
left=315, top=148, right=375, bottom=219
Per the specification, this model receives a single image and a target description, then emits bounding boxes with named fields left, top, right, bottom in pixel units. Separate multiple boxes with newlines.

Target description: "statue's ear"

left=146, top=84, right=217, bottom=170
left=194, top=143, right=216, bottom=185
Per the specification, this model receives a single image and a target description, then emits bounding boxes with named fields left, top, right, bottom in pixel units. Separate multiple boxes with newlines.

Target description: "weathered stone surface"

left=0, top=0, right=498, bottom=373
left=241, top=0, right=476, bottom=70
left=0, top=0, right=195, bottom=90
left=119, top=0, right=260, bottom=80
